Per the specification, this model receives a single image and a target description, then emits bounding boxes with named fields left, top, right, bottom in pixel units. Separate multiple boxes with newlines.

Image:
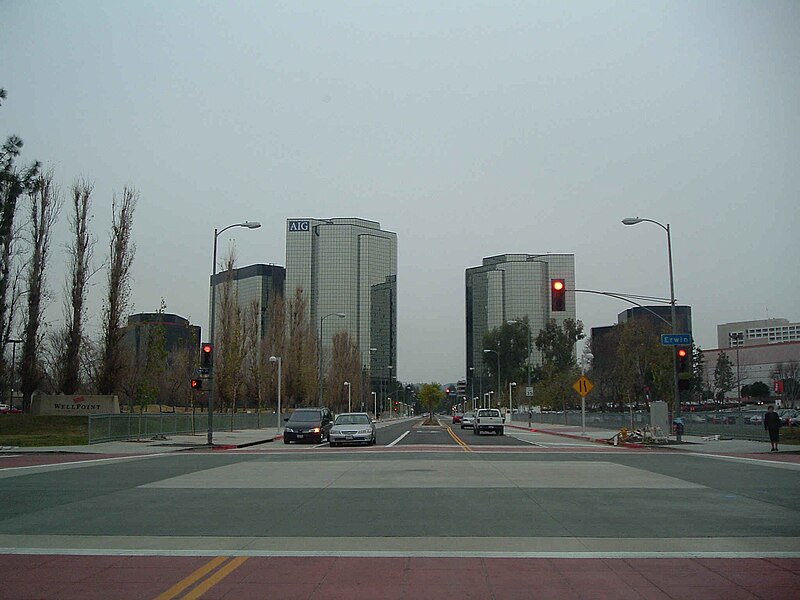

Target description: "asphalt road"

left=2, top=417, right=800, bottom=599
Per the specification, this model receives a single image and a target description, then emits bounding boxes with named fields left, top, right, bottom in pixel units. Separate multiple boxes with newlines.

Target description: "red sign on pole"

left=774, top=380, right=784, bottom=394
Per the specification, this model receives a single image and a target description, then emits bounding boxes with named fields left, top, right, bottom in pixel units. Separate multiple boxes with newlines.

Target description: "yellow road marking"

left=181, top=556, right=249, bottom=600
left=153, top=556, right=228, bottom=600
left=446, top=425, right=472, bottom=452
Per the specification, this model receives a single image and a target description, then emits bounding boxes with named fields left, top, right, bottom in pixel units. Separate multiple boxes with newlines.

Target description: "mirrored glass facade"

left=466, top=253, right=576, bottom=387
left=285, top=218, right=398, bottom=381
left=210, top=264, right=285, bottom=340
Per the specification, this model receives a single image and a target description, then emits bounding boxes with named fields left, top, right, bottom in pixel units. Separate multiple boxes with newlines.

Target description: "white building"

left=718, top=318, right=800, bottom=348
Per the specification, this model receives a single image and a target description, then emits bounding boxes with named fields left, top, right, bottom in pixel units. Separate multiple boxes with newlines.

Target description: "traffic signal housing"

left=200, top=342, right=213, bottom=370
left=676, top=346, right=691, bottom=391
left=551, top=279, right=566, bottom=312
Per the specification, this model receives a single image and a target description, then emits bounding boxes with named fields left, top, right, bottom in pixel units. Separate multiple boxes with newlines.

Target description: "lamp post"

left=386, top=365, right=393, bottom=416
left=507, top=319, right=532, bottom=387
left=483, top=349, right=500, bottom=409
left=487, top=390, right=494, bottom=408
left=468, top=367, right=475, bottom=411
left=208, top=220, right=261, bottom=445
left=269, top=356, right=282, bottom=430
left=622, top=217, right=681, bottom=441
left=344, top=381, right=351, bottom=412
left=729, top=332, right=743, bottom=401
left=508, top=381, right=516, bottom=418
left=372, top=391, right=377, bottom=418
left=7, top=338, right=22, bottom=408
left=318, top=312, right=345, bottom=405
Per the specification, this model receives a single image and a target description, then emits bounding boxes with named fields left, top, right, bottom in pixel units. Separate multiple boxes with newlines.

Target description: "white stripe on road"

left=387, top=431, right=410, bottom=447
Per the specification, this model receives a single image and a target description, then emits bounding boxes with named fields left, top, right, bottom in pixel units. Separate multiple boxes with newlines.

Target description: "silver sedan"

left=329, top=412, right=377, bottom=447
left=460, top=411, right=476, bottom=429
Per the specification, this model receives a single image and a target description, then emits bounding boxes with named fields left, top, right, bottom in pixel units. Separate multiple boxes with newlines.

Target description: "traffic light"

left=191, top=378, right=203, bottom=390
left=676, top=347, right=691, bottom=391
left=551, top=279, right=566, bottom=312
left=200, top=342, right=213, bottom=370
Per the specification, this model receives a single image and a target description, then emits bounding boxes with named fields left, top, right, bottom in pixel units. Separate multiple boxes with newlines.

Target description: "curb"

left=506, top=423, right=645, bottom=449
left=211, top=435, right=283, bottom=450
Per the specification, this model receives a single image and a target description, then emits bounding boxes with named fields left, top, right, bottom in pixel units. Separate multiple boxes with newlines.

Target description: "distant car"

left=0, top=403, right=21, bottom=414
left=779, top=410, right=800, bottom=427
left=452, top=413, right=463, bottom=424
left=283, top=407, right=333, bottom=444
left=460, top=411, right=476, bottom=429
left=329, top=412, right=376, bottom=447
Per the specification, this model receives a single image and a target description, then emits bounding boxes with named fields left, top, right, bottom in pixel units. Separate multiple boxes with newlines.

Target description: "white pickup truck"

left=473, top=408, right=504, bottom=435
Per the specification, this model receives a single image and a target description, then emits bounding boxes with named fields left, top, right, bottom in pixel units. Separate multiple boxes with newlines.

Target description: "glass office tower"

left=466, top=253, right=576, bottom=393
left=285, top=218, right=398, bottom=389
left=210, top=264, right=286, bottom=340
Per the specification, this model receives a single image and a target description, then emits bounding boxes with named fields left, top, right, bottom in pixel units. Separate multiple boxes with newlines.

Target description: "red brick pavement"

left=2, top=554, right=799, bottom=599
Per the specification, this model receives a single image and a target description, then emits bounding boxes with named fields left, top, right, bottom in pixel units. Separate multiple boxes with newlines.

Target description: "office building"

left=285, top=218, right=397, bottom=390
left=122, top=312, right=201, bottom=360
left=210, top=264, right=286, bottom=341
left=718, top=318, right=800, bottom=348
left=618, top=305, right=693, bottom=335
left=466, top=253, right=576, bottom=392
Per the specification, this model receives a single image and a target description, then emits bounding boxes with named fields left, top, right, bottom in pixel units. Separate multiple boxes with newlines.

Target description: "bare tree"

left=20, top=170, right=62, bottom=410
left=242, top=299, right=267, bottom=418
left=263, top=292, right=287, bottom=416
left=163, top=344, right=198, bottom=413
left=55, top=179, right=95, bottom=393
left=327, top=331, right=362, bottom=413
left=285, top=287, right=318, bottom=407
left=215, top=251, right=247, bottom=418
left=97, top=187, right=137, bottom=395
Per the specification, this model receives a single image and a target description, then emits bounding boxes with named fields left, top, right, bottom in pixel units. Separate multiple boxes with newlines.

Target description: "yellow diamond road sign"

left=573, top=376, right=594, bottom=398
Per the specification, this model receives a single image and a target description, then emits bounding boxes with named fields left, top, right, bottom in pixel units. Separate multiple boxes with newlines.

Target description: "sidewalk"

left=507, top=421, right=800, bottom=455
left=0, top=416, right=414, bottom=455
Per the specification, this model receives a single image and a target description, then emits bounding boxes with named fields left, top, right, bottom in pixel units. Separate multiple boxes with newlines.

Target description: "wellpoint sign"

left=31, top=394, right=120, bottom=416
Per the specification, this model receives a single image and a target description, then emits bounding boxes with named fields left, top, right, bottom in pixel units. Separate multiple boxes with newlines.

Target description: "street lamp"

left=507, top=319, right=532, bottom=388
left=208, top=220, right=261, bottom=445
left=386, top=365, right=393, bottom=416
left=622, top=216, right=681, bottom=441
left=318, top=312, right=346, bottom=404
left=7, top=339, right=22, bottom=408
left=483, top=349, right=500, bottom=408
left=344, top=381, right=351, bottom=412
left=372, top=391, right=377, bottom=418
left=508, top=381, right=517, bottom=417
left=269, top=355, right=282, bottom=430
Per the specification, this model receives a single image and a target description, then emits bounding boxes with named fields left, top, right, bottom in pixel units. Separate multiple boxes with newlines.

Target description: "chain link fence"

left=88, top=412, right=282, bottom=444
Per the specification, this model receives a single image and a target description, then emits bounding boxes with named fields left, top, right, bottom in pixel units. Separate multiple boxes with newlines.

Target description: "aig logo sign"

left=288, top=220, right=310, bottom=232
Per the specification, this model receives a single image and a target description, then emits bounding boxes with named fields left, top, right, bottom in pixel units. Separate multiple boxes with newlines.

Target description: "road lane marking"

left=446, top=426, right=472, bottom=452
left=180, top=556, right=248, bottom=600
left=153, top=555, right=228, bottom=600
left=387, top=431, right=410, bottom=447
left=0, top=452, right=170, bottom=475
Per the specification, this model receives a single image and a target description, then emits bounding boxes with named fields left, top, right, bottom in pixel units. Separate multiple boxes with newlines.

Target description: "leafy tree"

left=327, top=330, right=361, bottom=413
left=742, top=381, right=770, bottom=398
left=482, top=320, right=529, bottom=400
left=418, top=382, right=445, bottom=418
left=691, top=345, right=705, bottom=400
left=97, top=187, right=137, bottom=395
left=713, top=352, right=735, bottom=400
left=0, top=88, right=40, bottom=402
left=772, top=361, right=800, bottom=408
left=613, top=318, right=672, bottom=407
left=535, top=318, right=585, bottom=372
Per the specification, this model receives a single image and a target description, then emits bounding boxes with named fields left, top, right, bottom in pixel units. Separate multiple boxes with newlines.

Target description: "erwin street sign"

left=661, top=334, right=692, bottom=346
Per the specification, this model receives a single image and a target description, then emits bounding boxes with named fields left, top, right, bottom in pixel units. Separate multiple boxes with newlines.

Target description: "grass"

left=0, top=415, right=88, bottom=447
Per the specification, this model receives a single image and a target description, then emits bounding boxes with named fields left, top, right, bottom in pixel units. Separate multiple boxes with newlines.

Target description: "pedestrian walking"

left=764, top=405, right=781, bottom=452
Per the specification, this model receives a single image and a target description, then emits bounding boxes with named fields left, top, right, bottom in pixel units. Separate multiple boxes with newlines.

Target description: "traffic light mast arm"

left=572, top=289, right=673, bottom=328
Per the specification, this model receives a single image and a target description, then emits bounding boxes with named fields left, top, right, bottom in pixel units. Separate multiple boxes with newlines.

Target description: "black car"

left=283, top=407, right=333, bottom=444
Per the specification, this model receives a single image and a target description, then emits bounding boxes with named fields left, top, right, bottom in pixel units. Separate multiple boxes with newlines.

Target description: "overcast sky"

left=2, top=0, right=798, bottom=383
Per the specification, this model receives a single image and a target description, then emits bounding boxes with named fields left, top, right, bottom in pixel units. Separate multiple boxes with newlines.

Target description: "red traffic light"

left=677, top=348, right=688, bottom=358
left=202, top=343, right=212, bottom=354
left=191, top=378, right=202, bottom=390
left=551, top=279, right=566, bottom=312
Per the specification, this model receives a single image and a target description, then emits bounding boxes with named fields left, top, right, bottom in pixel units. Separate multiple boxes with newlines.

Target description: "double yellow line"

left=446, top=425, right=472, bottom=452
left=154, top=556, right=248, bottom=600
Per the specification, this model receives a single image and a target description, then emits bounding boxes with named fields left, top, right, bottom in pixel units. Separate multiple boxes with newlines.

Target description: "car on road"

left=0, top=403, right=21, bottom=414
left=283, top=407, right=333, bottom=444
left=329, top=412, right=376, bottom=447
left=460, top=411, right=476, bottom=429
left=452, top=413, right=463, bottom=424
left=473, top=408, right=504, bottom=435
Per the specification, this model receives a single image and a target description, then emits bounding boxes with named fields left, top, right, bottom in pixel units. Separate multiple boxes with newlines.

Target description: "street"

left=1, top=416, right=799, bottom=598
